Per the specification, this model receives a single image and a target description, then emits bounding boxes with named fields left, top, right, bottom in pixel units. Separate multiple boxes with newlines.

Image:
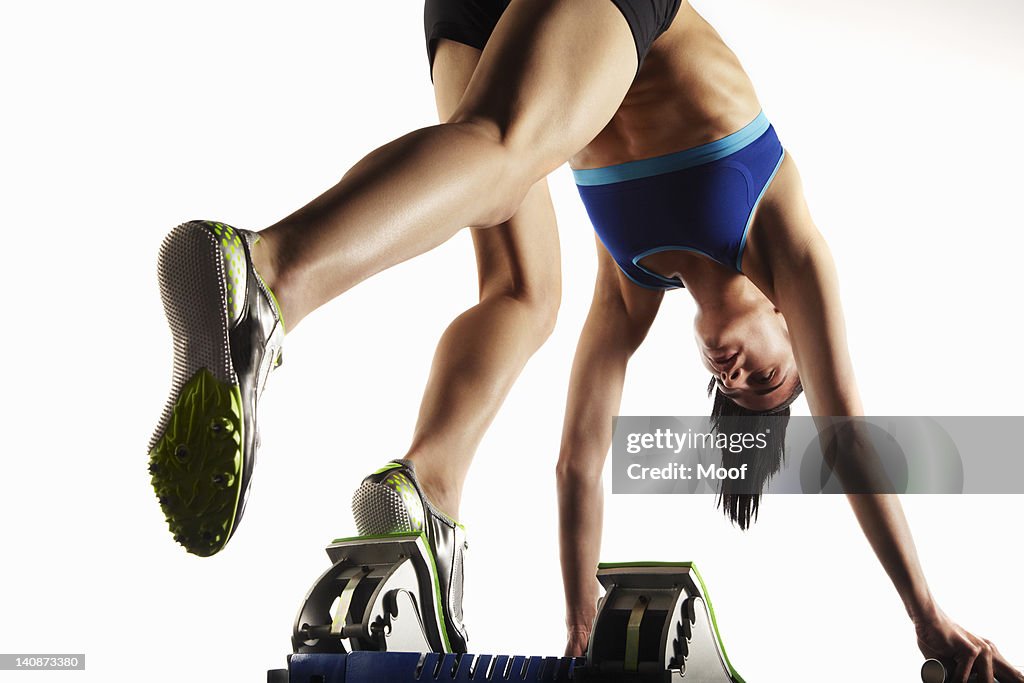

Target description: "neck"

left=679, top=257, right=755, bottom=311
left=685, top=265, right=773, bottom=352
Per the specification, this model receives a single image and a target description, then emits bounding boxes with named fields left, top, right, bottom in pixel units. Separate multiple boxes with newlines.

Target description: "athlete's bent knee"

left=530, top=291, right=560, bottom=341
left=448, top=113, right=550, bottom=219
left=480, top=270, right=560, bottom=344
left=517, top=289, right=560, bottom=345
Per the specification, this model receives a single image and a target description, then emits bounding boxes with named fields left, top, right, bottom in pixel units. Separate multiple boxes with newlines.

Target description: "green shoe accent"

left=373, top=462, right=403, bottom=475
left=330, top=532, right=423, bottom=544
left=382, top=472, right=425, bottom=530
left=419, top=529, right=454, bottom=653
left=148, top=368, right=245, bottom=557
left=199, top=221, right=246, bottom=322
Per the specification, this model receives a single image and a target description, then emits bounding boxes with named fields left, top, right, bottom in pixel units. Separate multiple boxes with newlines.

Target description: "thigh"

left=433, top=39, right=561, bottom=299
left=451, top=0, right=638, bottom=174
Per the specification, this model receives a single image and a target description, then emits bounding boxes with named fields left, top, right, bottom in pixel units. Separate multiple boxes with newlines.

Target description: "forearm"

left=559, top=464, right=605, bottom=629
left=556, top=304, right=636, bottom=630
left=845, top=493, right=934, bottom=620
left=817, top=419, right=934, bottom=618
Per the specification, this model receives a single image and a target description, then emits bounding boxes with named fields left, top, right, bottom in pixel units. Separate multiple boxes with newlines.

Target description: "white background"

left=1, top=1, right=1022, bottom=681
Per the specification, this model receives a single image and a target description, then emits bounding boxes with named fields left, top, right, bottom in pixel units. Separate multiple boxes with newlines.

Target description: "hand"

left=915, top=604, right=1023, bottom=683
left=564, top=627, right=590, bottom=658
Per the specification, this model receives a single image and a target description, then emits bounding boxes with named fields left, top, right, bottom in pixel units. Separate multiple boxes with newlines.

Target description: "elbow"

left=556, top=446, right=605, bottom=495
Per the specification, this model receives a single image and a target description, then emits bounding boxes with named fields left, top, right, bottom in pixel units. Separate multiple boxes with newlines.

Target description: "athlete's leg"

left=556, top=238, right=663, bottom=655
left=250, top=0, right=636, bottom=329
left=401, top=40, right=561, bottom=519
left=151, top=0, right=634, bottom=558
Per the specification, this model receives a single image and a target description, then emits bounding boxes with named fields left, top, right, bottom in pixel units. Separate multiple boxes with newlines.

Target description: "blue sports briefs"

left=573, top=111, right=786, bottom=290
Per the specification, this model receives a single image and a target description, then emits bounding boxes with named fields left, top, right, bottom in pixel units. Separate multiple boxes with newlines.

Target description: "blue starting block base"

left=271, top=652, right=588, bottom=683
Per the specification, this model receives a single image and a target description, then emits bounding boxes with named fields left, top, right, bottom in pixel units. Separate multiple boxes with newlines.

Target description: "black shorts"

left=424, top=0, right=682, bottom=78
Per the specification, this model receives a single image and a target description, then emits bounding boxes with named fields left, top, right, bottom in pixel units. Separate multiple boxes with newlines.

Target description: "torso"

left=571, top=1, right=764, bottom=170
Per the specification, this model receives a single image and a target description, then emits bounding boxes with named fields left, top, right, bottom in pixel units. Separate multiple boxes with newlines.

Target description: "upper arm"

left=774, top=236, right=863, bottom=417
left=590, top=235, right=664, bottom=351
left=560, top=236, right=663, bottom=450
left=746, top=153, right=864, bottom=418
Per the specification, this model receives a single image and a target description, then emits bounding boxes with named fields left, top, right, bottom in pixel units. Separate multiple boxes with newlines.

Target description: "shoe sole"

left=149, top=222, right=246, bottom=557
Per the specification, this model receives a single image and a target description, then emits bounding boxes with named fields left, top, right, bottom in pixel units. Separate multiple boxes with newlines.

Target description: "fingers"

left=918, top=611, right=1018, bottom=683
left=974, top=638, right=995, bottom=683
left=955, top=636, right=981, bottom=683
left=987, top=639, right=1024, bottom=682
left=564, top=627, right=590, bottom=658
left=991, top=642, right=1024, bottom=683
left=958, top=635, right=1015, bottom=683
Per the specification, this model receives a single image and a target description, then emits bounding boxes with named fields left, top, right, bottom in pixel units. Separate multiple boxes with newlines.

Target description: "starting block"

left=578, top=562, right=743, bottom=682
left=274, top=538, right=1013, bottom=682
left=292, top=534, right=450, bottom=655
left=273, top=535, right=748, bottom=682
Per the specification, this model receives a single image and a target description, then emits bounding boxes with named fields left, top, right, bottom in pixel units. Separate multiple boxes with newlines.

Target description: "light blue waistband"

left=572, top=111, right=770, bottom=186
